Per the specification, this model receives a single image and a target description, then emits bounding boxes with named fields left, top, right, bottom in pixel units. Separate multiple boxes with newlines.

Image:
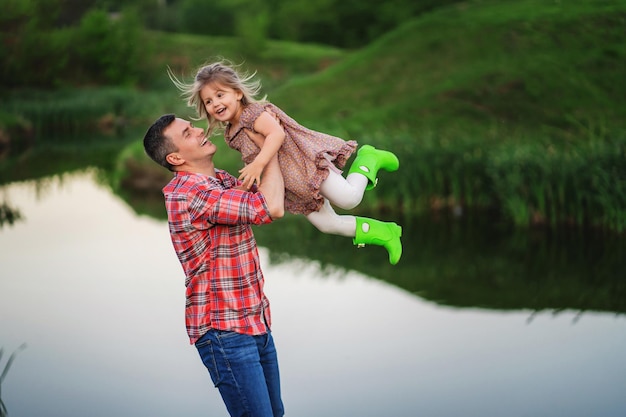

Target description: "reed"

left=3, top=88, right=174, bottom=142
left=372, top=129, right=626, bottom=232
left=0, top=343, right=26, bottom=417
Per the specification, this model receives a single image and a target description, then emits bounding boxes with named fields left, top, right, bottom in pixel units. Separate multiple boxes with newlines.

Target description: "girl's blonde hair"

left=168, top=58, right=267, bottom=138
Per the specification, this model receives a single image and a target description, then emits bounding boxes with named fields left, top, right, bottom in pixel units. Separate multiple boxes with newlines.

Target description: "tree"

left=0, top=0, right=68, bottom=88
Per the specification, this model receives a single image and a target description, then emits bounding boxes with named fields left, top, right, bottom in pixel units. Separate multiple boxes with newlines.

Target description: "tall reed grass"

left=0, top=343, right=26, bottom=417
left=370, top=129, right=626, bottom=232
left=3, top=88, right=179, bottom=143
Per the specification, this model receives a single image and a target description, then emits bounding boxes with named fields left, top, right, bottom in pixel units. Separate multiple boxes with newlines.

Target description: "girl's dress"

left=225, top=102, right=357, bottom=215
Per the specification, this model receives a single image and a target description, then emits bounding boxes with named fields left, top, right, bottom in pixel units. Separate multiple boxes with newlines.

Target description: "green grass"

left=269, top=0, right=625, bottom=140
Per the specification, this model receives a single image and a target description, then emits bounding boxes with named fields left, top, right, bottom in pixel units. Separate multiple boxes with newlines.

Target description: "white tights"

left=305, top=170, right=368, bottom=237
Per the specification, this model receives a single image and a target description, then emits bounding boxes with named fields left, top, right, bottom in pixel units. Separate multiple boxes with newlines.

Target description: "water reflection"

left=1, top=172, right=625, bottom=417
left=251, top=205, right=626, bottom=317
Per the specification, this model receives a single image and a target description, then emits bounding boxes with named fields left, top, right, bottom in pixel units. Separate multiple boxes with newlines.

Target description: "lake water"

left=1, top=170, right=625, bottom=417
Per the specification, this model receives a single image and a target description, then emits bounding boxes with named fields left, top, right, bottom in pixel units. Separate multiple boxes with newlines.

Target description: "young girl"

left=170, top=60, right=403, bottom=265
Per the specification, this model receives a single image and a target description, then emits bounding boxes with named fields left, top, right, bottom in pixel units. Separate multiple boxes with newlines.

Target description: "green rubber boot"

left=353, top=217, right=403, bottom=265
left=348, top=145, right=400, bottom=190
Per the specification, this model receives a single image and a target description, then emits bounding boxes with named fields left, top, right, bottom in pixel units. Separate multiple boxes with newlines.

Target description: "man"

left=143, top=114, right=285, bottom=417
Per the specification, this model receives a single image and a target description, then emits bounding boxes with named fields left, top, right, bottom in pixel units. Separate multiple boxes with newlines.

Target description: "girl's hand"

left=239, top=108, right=285, bottom=189
left=239, top=159, right=265, bottom=189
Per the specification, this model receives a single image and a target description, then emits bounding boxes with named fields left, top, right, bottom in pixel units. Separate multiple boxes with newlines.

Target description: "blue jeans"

left=195, top=329, right=285, bottom=417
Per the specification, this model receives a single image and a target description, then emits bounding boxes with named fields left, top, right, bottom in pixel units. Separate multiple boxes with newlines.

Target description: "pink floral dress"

left=225, top=102, right=357, bottom=215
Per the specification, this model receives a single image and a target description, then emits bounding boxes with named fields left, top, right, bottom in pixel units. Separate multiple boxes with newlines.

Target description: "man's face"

left=164, top=118, right=216, bottom=166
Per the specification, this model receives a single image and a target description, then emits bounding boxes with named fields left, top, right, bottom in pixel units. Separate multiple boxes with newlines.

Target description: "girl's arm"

left=238, top=110, right=285, bottom=189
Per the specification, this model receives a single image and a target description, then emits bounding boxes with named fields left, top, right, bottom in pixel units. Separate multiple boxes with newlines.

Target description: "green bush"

left=72, top=9, right=144, bottom=85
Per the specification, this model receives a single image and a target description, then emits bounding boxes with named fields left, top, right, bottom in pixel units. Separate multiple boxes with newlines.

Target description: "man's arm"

left=258, top=154, right=284, bottom=219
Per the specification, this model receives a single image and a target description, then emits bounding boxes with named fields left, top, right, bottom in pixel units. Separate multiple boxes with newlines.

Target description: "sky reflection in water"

left=1, top=172, right=625, bottom=417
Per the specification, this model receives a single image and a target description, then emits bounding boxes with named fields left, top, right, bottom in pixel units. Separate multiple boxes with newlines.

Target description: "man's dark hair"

left=143, top=114, right=177, bottom=171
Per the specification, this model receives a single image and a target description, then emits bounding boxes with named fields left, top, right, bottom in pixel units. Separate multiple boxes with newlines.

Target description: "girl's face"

left=200, top=82, right=244, bottom=124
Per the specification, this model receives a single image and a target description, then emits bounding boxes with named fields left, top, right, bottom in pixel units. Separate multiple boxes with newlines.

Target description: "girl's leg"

left=353, top=217, right=403, bottom=265
left=307, top=200, right=403, bottom=265
left=319, top=169, right=368, bottom=210
left=322, top=144, right=400, bottom=210
left=306, top=199, right=357, bottom=237
left=347, top=145, right=400, bottom=190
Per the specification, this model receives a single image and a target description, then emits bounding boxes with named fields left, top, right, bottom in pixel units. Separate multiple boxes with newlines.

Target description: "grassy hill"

left=268, top=0, right=626, bottom=142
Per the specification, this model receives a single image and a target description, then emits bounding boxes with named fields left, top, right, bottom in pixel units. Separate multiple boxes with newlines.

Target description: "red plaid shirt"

left=163, top=169, right=274, bottom=344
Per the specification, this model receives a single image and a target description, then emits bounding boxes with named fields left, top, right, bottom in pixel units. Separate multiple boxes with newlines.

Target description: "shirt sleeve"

left=188, top=183, right=272, bottom=228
